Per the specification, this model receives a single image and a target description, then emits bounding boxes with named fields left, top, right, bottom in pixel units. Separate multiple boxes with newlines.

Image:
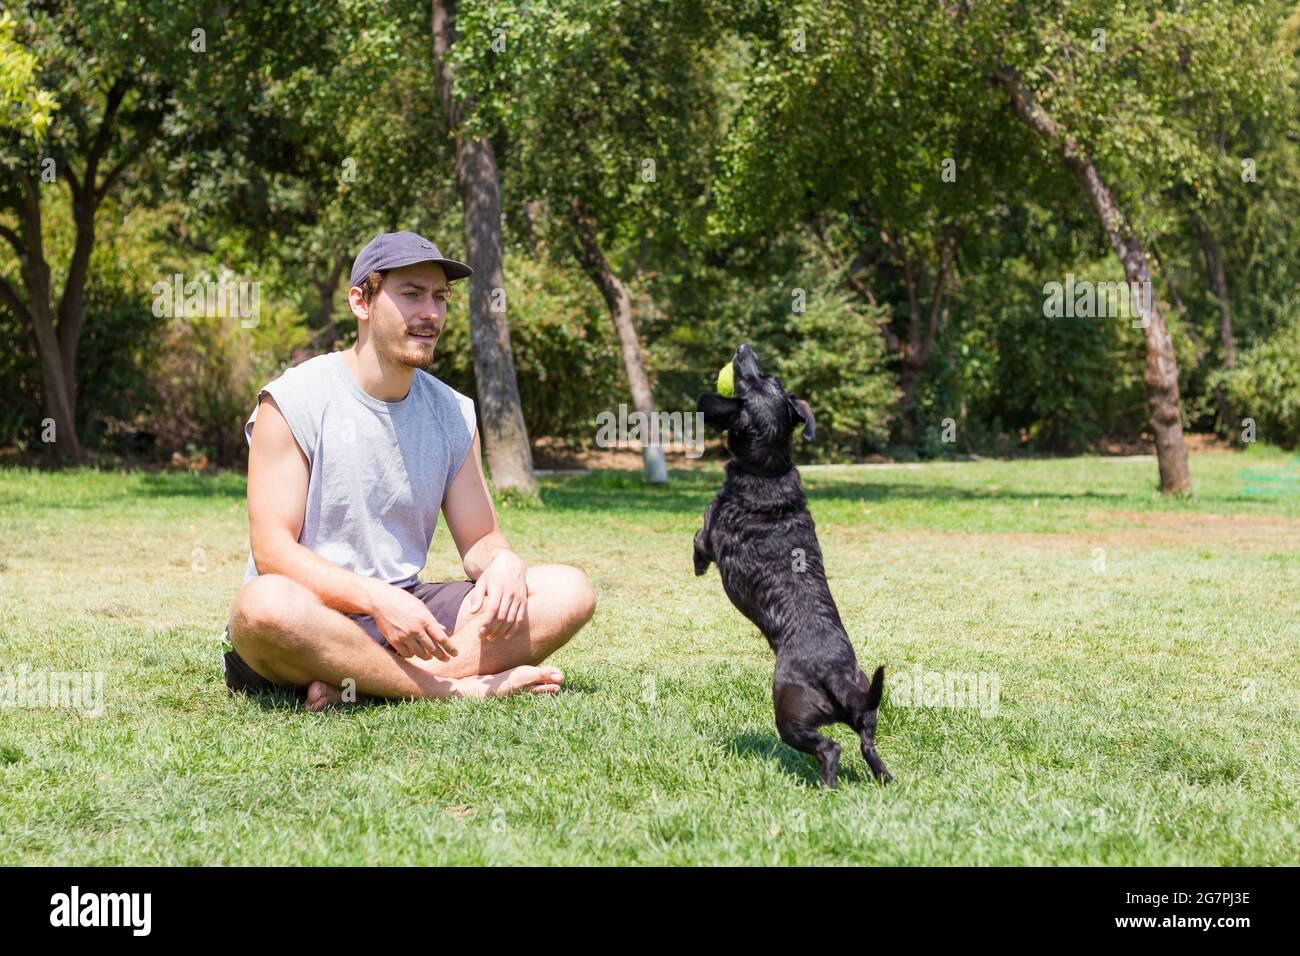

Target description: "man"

left=222, top=231, right=595, bottom=710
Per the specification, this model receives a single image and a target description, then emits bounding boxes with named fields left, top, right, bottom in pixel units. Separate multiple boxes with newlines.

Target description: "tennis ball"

left=716, top=362, right=735, bottom=397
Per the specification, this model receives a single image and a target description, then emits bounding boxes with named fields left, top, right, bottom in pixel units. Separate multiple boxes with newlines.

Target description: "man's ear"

left=697, top=393, right=740, bottom=432
left=791, top=397, right=815, bottom=441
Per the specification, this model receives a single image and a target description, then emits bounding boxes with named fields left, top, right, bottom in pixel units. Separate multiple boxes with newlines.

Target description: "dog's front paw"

left=693, top=531, right=712, bottom=576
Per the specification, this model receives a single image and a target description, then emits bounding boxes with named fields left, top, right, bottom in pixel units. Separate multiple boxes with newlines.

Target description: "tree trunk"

left=432, top=0, right=537, bottom=494
left=569, top=196, right=667, bottom=484
left=886, top=227, right=960, bottom=442
left=0, top=77, right=147, bottom=466
left=313, top=253, right=348, bottom=350
left=13, top=171, right=83, bottom=462
left=994, top=67, right=1191, bottom=494
left=1190, top=210, right=1237, bottom=436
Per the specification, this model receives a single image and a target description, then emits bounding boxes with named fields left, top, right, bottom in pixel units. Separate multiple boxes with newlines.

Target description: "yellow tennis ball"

left=717, top=362, right=734, bottom=397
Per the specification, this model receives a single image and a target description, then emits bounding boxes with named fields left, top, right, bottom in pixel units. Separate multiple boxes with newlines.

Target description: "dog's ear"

left=790, top=397, right=815, bottom=441
left=697, top=393, right=740, bottom=431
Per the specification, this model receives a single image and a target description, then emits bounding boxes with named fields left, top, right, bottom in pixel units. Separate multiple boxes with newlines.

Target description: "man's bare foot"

left=305, top=680, right=344, bottom=711
left=456, top=665, right=564, bottom=699
left=305, top=666, right=562, bottom=708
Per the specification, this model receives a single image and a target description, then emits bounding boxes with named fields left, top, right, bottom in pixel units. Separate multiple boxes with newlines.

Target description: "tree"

left=165, top=3, right=461, bottom=358
left=432, top=0, right=537, bottom=495
left=993, top=67, right=1190, bottom=493
left=0, top=0, right=344, bottom=462
left=975, top=1, right=1292, bottom=491
left=0, top=3, right=180, bottom=460
left=713, top=0, right=1020, bottom=438
left=454, top=0, right=728, bottom=483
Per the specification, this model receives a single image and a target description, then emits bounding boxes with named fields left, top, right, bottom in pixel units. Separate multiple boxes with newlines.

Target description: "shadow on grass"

left=539, top=468, right=1134, bottom=515
left=236, top=676, right=603, bottom=713
left=136, top=472, right=246, bottom=500
left=237, top=689, right=391, bottom=713
left=73, top=464, right=1150, bottom=514
left=726, top=730, right=875, bottom=787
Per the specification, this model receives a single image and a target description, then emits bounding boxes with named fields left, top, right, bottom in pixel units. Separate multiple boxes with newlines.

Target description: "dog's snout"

left=732, top=343, right=761, bottom=378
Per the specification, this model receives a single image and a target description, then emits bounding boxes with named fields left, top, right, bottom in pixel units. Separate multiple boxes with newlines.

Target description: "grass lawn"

left=1, top=447, right=1298, bottom=865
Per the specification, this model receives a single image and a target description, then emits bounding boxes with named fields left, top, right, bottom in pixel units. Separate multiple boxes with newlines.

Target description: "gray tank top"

left=242, top=351, right=477, bottom=587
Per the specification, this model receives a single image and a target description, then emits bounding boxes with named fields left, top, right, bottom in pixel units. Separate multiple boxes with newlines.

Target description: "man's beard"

left=377, top=322, right=436, bottom=368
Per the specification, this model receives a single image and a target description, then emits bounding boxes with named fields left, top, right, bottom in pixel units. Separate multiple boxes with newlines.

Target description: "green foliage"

left=0, top=302, right=40, bottom=448
left=928, top=254, right=1149, bottom=454
left=457, top=0, right=723, bottom=232
left=775, top=295, right=897, bottom=460
left=144, top=296, right=309, bottom=467
left=0, top=196, right=163, bottom=452
left=2, top=0, right=1299, bottom=467
left=0, top=11, right=58, bottom=137
left=1214, top=315, right=1300, bottom=449
left=639, top=233, right=898, bottom=459
left=432, top=255, right=624, bottom=447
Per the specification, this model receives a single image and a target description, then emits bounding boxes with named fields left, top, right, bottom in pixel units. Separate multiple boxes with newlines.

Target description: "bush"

left=431, top=254, right=625, bottom=448
left=774, top=294, right=898, bottom=460
left=926, top=256, right=1150, bottom=454
left=1213, top=315, right=1300, bottom=448
left=0, top=260, right=161, bottom=456
left=643, top=234, right=899, bottom=461
left=144, top=293, right=309, bottom=467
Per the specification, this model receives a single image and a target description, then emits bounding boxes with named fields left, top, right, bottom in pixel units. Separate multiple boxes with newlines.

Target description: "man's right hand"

left=365, top=581, right=458, bottom=661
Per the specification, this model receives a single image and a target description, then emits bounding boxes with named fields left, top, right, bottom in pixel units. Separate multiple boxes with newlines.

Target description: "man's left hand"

left=469, top=551, right=528, bottom=640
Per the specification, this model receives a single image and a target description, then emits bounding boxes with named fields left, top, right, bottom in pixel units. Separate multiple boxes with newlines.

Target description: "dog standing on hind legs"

left=694, top=343, right=892, bottom=788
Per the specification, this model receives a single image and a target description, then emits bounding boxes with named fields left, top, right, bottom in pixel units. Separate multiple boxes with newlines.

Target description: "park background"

left=3, top=0, right=1300, bottom=479
left=1, top=1, right=1298, bottom=865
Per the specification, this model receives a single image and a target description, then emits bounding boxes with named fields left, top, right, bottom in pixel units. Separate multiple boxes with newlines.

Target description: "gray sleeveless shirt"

left=242, top=351, right=477, bottom=587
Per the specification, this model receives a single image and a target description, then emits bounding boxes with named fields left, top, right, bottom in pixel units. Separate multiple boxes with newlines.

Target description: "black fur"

left=695, top=343, right=892, bottom=788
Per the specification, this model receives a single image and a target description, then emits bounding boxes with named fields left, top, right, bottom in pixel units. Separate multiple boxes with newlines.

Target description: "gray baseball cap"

left=349, top=231, right=473, bottom=288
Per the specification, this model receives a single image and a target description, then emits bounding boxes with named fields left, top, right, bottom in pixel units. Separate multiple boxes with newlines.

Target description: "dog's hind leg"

left=775, top=685, right=840, bottom=788
left=848, top=665, right=892, bottom=784
left=777, top=717, right=841, bottom=788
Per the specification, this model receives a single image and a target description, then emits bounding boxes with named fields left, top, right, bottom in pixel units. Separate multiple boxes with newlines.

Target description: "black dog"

left=694, top=343, right=891, bottom=788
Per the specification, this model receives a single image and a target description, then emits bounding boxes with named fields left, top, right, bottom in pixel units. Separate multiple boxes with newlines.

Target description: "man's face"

left=357, top=262, right=451, bottom=368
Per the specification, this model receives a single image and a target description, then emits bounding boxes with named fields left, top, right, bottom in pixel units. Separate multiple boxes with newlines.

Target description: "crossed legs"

left=227, top=564, right=595, bottom=708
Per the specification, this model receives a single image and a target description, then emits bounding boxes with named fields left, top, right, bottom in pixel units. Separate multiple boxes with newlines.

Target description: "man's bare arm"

left=442, top=431, right=528, bottom=638
left=246, top=394, right=453, bottom=660
left=247, top=394, right=371, bottom=613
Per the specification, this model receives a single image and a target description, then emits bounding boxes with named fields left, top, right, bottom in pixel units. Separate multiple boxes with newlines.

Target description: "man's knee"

left=567, top=567, right=596, bottom=627
left=230, top=574, right=315, bottom=649
left=530, top=564, right=595, bottom=629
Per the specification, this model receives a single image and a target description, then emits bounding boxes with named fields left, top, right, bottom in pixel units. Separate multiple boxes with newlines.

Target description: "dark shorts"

left=221, top=578, right=476, bottom=698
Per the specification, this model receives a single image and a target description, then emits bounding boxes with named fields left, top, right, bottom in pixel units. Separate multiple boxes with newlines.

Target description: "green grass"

left=1, top=447, right=1298, bottom=864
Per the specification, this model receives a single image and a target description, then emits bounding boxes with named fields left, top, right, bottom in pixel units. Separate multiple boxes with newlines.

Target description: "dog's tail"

left=863, top=664, right=885, bottom=711
left=859, top=665, right=892, bottom=783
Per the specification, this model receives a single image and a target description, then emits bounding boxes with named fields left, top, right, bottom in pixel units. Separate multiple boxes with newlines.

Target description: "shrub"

left=774, top=294, right=898, bottom=460
left=144, top=294, right=309, bottom=467
left=1213, top=315, right=1300, bottom=448
left=431, top=254, right=625, bottom=448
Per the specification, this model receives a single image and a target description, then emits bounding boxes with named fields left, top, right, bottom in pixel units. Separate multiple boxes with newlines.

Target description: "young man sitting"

left=222, top=232, right=595, bottom=710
